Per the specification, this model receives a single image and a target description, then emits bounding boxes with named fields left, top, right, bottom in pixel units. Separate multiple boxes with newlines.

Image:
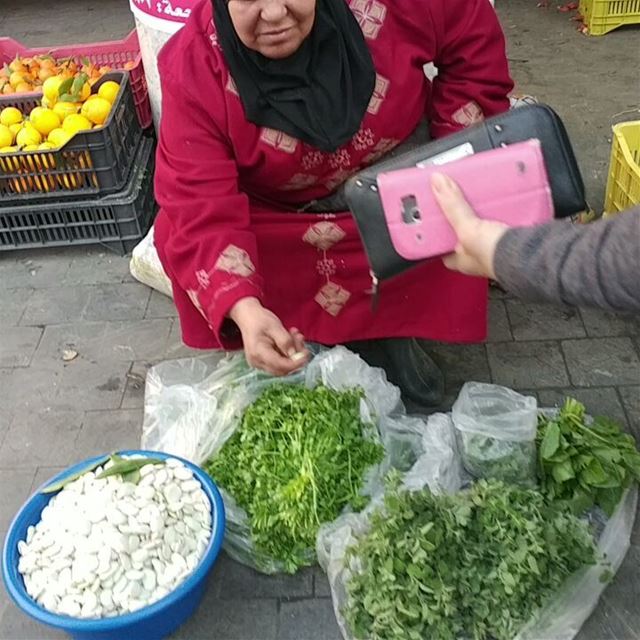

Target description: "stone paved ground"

left=1, top=1, right=639, bottom=638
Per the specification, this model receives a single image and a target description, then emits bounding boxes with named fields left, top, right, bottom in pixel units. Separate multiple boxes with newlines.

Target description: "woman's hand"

left=229, top=297, right=310, bottom=376
left=431, top=173, right=509, bottom=280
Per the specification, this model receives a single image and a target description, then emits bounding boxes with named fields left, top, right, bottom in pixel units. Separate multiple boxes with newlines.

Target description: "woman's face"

left=227, top=0, right=316, bottom=59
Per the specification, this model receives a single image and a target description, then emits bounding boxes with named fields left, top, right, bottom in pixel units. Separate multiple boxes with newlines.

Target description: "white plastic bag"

left=129, top=227, right=173, bottom=298
left=142, top=346, right=428, bottom=573
left=452, top=382, right=538, bottom=486
left=318, top=407, right=638, bottom=640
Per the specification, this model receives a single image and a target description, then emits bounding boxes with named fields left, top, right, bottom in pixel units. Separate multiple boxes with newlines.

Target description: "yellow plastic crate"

left=604, top=121, right=640, bottom=216
left=579, top=0, right=640, bottom=35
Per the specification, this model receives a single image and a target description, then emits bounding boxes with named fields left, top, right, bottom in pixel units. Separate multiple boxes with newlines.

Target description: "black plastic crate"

left=0, top=71, right=143, bottom=203
left=0, top=136, right=156, bottom=255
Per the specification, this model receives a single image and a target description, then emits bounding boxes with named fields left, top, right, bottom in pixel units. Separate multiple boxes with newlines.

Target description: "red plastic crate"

left=0, top=30, right=151, bottom=129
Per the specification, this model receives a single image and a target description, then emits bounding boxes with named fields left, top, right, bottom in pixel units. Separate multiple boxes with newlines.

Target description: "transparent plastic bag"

left=129, top=227, right=173, bottom=298
left=452, top=382, right=538, bottom=486
left=318, top=404, right=638, bottom=640
left=142, top=346, right=427, bottom=573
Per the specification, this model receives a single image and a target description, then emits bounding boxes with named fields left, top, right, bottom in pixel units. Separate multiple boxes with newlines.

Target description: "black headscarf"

left=212, top=0, right=376, bottom=153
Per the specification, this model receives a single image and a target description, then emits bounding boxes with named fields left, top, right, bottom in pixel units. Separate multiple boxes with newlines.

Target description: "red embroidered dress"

left=154, top=0, right=513, bottom=349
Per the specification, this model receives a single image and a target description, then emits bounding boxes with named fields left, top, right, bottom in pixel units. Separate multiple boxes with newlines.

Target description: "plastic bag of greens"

left=452, top=382, right=538, bottom=486
left=142, top=346, right=427, bottom=574
left=318, top=409, right=638, bottom=640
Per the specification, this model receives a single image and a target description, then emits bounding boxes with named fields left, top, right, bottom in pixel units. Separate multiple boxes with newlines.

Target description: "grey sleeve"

left=493, top=209, right=640, bottom=312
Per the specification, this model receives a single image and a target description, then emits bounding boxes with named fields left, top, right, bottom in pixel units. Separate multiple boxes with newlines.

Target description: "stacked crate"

left=0, top=32, right=156, bottom=254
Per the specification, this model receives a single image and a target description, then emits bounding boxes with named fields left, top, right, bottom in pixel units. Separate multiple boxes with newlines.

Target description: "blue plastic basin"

left=2, top=450, right=225, bottom=640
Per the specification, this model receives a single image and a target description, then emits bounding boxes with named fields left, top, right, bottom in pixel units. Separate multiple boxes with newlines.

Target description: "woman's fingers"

left=431, top=172, right=477, bottom=233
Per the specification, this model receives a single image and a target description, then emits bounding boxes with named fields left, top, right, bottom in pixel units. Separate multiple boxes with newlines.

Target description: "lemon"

left=62, top=114, right=92, bottom=135
left=21, top=144, right=40, bottom=151
left=38, top=142, right=56, bottom=150
left=48, top=127, right=72, bottom=148
left=43, top=76, right=64, bottom=104
left=0, top=145, right=17, bottom=152
left=0, top=106, right=23, bottom=127
left=81, top=97, right=111, bottom=125
left=9, top=123, right=23, bottom=141
left=16, top=126, right=42, bottom=147
left=31, top=108, right=61, bottom=136
left=41, top=96, right=52, bottom=109
left=97, top=80, right=120, bottom=104
left=53, top=101, right=79, bottom=120
left=79, top=83, right=92, bottom=102
left=29, top=106, right=45, bottom=123
left=0, top=124, right=13, bottom=148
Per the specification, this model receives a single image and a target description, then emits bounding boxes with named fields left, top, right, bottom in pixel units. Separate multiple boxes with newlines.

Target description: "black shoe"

left=345, top=338, right=444, bottom=408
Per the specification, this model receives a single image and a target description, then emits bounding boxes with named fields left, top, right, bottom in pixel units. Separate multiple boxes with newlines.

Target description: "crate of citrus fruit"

left=0, top=71, right=143, bottom=201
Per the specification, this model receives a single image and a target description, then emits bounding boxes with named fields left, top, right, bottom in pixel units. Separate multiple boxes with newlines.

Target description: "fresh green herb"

left=205, top=383, right=384, bottom=573
left=344, top=478, right=597, bottom=640
left=537, top=398, right=640, bottom=516
left=457, top=432, right=537, bottom=486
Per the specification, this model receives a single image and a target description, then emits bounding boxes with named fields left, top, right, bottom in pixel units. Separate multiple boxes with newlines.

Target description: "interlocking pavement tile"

left=278, top=599, right=341, bottom=640
left=170, top=594, right=278, bottom=640
left=0, top=410, right=83, bottom=468
left=537, top=387, right=629, bottom=428
left=74, top=409, right=143, bottom=459
left=487, top=299, right=512, bottom=343
left=0, top=252, right=71, bottom=289
left=618, top=386, right=640, bottom=440
left=314, top=567, right=332, bottom=598
left=0, top=468, right=37, bottom=541
left=601, top=546, right=640, bottom=635
left=429, top=344, right=491, bottom=394
left=562, top=338, right=640, bottom=387
left=20, top=285, right=90, bottom=325
left=121, top=361, right=159, bottom=410
left=580, top=308, right=640, bottom=338
left=53, top=359, right=131, bottom=411
left=82, top=283, right=151, bottom=322
left=213, top=553, right=313, bottom=599
left=0, top=288, right=33, bottom=326
left=576, top=599, right=637, bottom=640
left=0, top=326, right=43, bottom=367
left=506, top=302, right=585, bottom=341
left=487, top=341, right=569, bottom=389
left=63, top=250, right=131, bottom=286
left=145, top=290, right=178, bottom=319
left=0, top=411, right=13, bottom=451
left=4, top=359, right=130, bottom=412
left=34, top=319, right=172, bottom=364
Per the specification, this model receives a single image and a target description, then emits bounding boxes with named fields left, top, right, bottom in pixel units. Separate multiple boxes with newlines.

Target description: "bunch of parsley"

left=205, top=383, right=384, bottom=573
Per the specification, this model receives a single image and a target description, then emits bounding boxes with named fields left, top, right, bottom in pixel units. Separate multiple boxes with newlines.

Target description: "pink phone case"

left=377, top=139, right=554, bottom=261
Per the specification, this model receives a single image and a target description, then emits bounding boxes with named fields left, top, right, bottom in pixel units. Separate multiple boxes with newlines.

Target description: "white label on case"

left=416, top=142, right=475, bottom=168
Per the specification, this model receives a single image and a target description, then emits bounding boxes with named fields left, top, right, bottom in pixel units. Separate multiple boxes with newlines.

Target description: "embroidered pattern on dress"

left=452, top=101, right=485, bottom=127
left=362, top=137, right=399, bottom=164
left=302, top=150, right=324, bottom=171
left=303, top=221, right=346, bottom=251
left=352, top=127, right=376, bottom=151
left=349, top=0, right=387, bottom=40
left=328, top=149, right=351, bottom=169
left=315, top=282, right=351, bottom=317
left=225, top=75, right=239, bottom=96
left=316, top=258, right=337, bottom=277
left=367, top=74, right=390, bottom=115
left=324, top=169, right=356, bottom=192
left=281, top=173, right=319, bottom=191
left=195, top=269, right=211, bottom=289
left=260, top=128, right=298, bottom=154
left=215, top=245, right=256, bottom=277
